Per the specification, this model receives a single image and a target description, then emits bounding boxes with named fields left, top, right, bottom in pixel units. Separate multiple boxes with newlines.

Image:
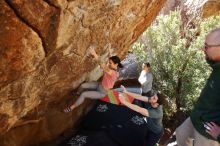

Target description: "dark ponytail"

left=144, top=62, right=150, bottom=68
left=109, top=56, right=123, bottom=68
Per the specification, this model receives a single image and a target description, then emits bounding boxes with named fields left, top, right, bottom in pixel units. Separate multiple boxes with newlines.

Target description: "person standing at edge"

left=114, top=62, right=153, bottom=96
left=134, top=62, right=153, bottom=107
left=175, top=28, right=220, bottom=146
left=138, top=62, right=153, bottom=97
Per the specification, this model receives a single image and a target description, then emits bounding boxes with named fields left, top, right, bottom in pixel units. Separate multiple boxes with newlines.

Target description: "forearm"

left=92, top=54, right=110, bottom=73
left=93, top=54, right=101, bottom=64
left=123, top=100, right=149, bottom=116
left=124, top=91, right=148, bottom=102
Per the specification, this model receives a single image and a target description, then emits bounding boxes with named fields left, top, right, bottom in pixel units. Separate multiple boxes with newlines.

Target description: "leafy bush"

left=131, top=10, right=220, bottom=119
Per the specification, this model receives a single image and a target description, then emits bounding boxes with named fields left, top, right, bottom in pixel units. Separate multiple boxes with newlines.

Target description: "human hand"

left=206, top=122, right=220, bottom=140
left=149, top=95, right=158, bottom=103
left=88, top=45, right=97, bottom=56
left=120, top=85, right=127, bottom=93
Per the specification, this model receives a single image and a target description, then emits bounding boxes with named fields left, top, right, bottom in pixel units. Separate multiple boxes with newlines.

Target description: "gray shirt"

left=138, top=70, right=153, bottom=93
left=146, top=104, right=163, bottom=134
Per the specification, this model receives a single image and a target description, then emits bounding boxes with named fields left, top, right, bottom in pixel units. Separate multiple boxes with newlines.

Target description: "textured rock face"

left=0, top=0, right=166, bottom=145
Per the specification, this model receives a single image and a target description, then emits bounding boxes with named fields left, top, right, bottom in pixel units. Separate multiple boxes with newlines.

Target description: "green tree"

left=131, top=10, right=220, bottom=119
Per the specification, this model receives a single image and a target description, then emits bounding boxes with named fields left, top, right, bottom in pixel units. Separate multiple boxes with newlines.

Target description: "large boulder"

left=0, top=0, right=166, bottom=145
left=203, top=0, right=220, bottom=17
left=161, top=0, right=220, bottom=17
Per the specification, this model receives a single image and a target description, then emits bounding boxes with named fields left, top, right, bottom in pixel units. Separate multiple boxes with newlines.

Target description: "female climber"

left=63, top=46, right=123, bottom=113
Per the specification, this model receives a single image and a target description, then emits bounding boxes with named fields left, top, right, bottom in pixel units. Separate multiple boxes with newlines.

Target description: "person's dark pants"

left=145, top=130, right=162, bottom=146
